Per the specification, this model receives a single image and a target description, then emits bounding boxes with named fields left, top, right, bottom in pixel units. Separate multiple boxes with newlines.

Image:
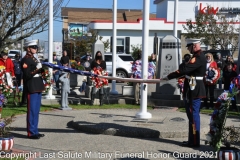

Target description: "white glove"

left=161, top=76, right=169, bottom=81
left=36, top=63, right=42, bottom=69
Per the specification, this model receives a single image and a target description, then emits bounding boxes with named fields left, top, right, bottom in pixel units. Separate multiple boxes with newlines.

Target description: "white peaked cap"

left=24, top=39, right=38, bottom=47
left=186, top=38, right=201, bottom=47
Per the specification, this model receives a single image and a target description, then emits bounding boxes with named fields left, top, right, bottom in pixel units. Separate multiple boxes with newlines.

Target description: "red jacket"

left=0, top=58, right=15, bottom=77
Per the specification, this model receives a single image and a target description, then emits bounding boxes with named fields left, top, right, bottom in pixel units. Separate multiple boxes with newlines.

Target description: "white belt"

left=33, top=74, right=40, bottom=77
left=185, top=75, right=203, bottom=80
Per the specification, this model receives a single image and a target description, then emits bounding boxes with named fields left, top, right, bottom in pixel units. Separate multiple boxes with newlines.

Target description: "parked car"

left=203, top=50, right=232, bottom=61
left=104, top=53, right=134, bottom=79
left=8, top=50, right=21, bottom=60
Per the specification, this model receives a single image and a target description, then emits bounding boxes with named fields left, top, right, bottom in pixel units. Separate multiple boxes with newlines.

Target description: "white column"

left=44, top=0, right=55, bottom=99
left=110, top=0, right=118, bottom=95
left=173, top=0, right=179, bottom=37
left=135, top=0, right=152, bottom=119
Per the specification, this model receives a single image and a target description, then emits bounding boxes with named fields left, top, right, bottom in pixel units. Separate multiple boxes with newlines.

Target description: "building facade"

left=61, top=0, right=240, bottom=57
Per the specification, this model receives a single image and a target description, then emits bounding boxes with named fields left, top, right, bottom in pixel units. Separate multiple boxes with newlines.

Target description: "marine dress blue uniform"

left=21, top=40, right=45, bottom=139
left=166, top=40, right=206, bottom=147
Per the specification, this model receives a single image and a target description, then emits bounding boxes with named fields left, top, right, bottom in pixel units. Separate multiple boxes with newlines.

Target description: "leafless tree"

left=0, top=0, right=64, bottom=51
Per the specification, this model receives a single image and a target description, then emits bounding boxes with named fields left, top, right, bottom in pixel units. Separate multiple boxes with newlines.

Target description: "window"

left=117, top=38, right=124, bottom=53
left=119, top=55, right=134, bottom=61
left=104, top=55, right=112, bottom=62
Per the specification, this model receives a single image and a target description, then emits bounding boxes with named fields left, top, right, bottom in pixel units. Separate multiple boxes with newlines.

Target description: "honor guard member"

left=161, top=39, right=206, bottom=147
left=21, top=39, right=45, bottom=139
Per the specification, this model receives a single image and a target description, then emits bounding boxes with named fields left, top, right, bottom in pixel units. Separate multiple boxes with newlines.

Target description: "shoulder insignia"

left=23, top=63, right=28, bottom=68
left=189, top=57, right=196, bottom=64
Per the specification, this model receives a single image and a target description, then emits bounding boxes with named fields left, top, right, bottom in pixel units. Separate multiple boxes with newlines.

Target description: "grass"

left=2, top=97, right=240, bottom=118
left=1, top=103, right=147, bottom=118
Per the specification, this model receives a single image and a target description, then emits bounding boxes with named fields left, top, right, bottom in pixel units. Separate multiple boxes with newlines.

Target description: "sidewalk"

left=9, top=106, right=240, bottom=160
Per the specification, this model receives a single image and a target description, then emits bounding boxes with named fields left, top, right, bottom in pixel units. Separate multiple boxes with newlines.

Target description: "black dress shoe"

left=181, top=141, right=200, bottom=148
left=28, top=135, right=40, bottom=139
left=38, top=134, right=45, bottom=137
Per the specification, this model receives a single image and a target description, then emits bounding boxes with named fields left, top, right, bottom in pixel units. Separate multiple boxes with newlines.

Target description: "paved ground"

left=7, top=105, right=240, bottom=160
left=3, top=84, right=240, bottom=160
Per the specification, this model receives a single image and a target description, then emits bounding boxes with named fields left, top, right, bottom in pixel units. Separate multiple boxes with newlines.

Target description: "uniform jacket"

left=0, top=58, right=15, bottom=76
left=59, top=72, right=70, bottom=93
left=21, top=52, right=44, bottom=93
left=167, top=50, right=206, bottom=99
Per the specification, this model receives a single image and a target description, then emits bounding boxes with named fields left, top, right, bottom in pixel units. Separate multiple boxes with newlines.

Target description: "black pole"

left=62, top=29, right=64, bottom=52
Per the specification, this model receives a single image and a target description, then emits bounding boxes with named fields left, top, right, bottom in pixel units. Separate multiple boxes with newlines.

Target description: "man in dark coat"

left=60, top=50, right=69, bottom=66
left=162, top=39, right=206, bottom=147
left=21, top=39, right=45, bottom=139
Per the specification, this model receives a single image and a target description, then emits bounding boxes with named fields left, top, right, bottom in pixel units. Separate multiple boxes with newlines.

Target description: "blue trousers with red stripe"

left=27, top=92, right=42, bottom=137
left=184, top=98, right=201, bottom=145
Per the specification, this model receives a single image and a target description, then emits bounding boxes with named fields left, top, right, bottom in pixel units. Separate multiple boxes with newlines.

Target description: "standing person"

left=203, top=53, right=219, bottom=109
left=149, top=53, right=157, bottom=79
left=149, top=53, right=156, bottom=65
left=60, top=50, right=69, bottom=66
left=90, top=51, right=106, bottom=106
left=215, top=53, right=224, bottom=89
left=83, top=54, right=93, bottom=86
left=0, top=51, right=15, bottom=87
left=13, top=53, right=22, bottom=87
left=161, top=39, right=206, bottom=147
left=223, top=63, right=238, bottom=111
left=177, top=54, right=192, bottom=94
left=21, top=39, right=45, bottom=139
left=131, top=51, right=142, bottom=105
left=52, top=53, right=61, bottom=94
left=223, top=56, right=237, bottom=72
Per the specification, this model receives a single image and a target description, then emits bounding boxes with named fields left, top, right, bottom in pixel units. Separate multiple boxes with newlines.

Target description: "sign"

left=68, top=23, right=87, bottom=38
left=199, top=3, right=240, bottom=15
left=219, top=7, right=240, bottom=14
left=199, top=3, right=218, bottom=15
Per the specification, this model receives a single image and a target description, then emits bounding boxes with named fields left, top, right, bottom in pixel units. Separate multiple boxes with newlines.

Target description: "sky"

left=32, top=0, right=156, bottom=42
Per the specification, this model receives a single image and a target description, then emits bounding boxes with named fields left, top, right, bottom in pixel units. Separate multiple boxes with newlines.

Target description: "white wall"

left=98, top=30, right=173, bottom=55
left=156, top=0, right=168, bottom=18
